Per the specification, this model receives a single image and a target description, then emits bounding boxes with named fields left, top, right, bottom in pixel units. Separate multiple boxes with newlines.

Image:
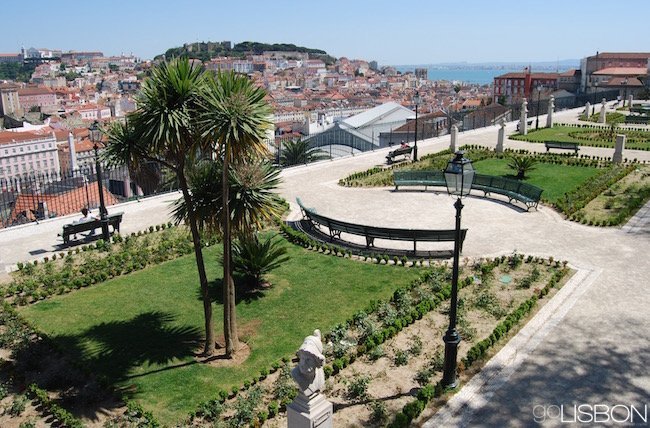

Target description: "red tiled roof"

left=588, top=52, right=650, bottom=60
left=593, top=67, right=647, bottom=76
left=18, top=86, right=54, bottom=96
left=9, top=181, right=119, bottom=223
left=606, top=77, right=644, bottom=87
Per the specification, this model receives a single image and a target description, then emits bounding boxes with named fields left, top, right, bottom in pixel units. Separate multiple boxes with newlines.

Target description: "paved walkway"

left=1, top=106, right=649, bottom=426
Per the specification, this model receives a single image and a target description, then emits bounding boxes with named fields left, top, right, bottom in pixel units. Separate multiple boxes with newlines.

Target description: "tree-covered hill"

left=157, top=41, right=336, bottom=64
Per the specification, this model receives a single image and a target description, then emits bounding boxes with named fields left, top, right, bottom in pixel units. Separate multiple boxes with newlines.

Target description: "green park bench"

left=624, top=115, right=650, bottom=124
left=296, top=198, right=466, bottom=253
left=61, top=212, right=124, bottom=244
left=392, top=171, right=543, bottom=211
left=544, top=141, right=579, bottom=154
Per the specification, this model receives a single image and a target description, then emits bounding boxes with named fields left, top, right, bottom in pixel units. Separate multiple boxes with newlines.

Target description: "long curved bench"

left=296, top=198, right=467, bottom=253
left=393, top=171, right=543, bottom=211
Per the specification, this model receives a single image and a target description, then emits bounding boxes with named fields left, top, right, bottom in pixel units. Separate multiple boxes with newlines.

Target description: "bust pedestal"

left=287, top=392, right=333, bottom=428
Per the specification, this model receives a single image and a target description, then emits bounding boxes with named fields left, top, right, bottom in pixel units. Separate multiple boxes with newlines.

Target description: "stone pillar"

left=628, top=94, right=633, bottom=109
left=288, top=393, right=333, bottom=428
left=546, top=95, right=555, bottom=128
left=450, top=125, right=458, bottom=153
left=496, top=118, right=505, bottom=153
left=613, top=134, right=626, bottom=163
left=599, top=98, right=607, bottom=123
left=585, top=102, right=591, bottom=118
left=68, top=132, right=78, bottom=173
left=519, top=98, right=528, bottom=135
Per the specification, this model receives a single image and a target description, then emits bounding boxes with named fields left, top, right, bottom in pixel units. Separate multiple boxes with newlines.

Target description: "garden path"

left=0, top=106, right=649, bottom=426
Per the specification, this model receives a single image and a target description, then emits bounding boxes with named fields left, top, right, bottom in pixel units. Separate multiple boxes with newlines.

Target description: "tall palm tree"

left=198, top=71, right=272, bottom=358
left=279, top=139, right=329, bottom=166
left=171, top=158, right=283, bottom=236
left=103, top=58, right=218, bottom=356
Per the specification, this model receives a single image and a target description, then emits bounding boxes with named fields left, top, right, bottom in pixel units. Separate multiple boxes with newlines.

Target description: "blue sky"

left=3, top=0, right=649, bottom=65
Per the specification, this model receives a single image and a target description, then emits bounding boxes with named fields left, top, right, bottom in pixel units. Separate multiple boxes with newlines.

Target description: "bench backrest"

left=394, top=170, right=444, bottom=183
left=389, top=146, right=413, bottom=157
left=297, top=198, right=466, bottom=243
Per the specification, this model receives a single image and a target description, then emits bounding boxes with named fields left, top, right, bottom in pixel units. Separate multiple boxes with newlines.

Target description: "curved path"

left=1, top=106, right=648, bottom=426
left=281, top=106, right=650, bottom=427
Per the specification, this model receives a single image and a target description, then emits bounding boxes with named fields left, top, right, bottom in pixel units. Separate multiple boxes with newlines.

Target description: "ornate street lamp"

left=442, top=150, right=475, bottom=388
left=89, top=120, right=110, bottom=241
left=413, top=91, right=422, bottom=162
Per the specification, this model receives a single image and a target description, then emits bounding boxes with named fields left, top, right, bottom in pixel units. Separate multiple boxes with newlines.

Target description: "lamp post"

left=592, top=81, right=598, bottom=116
left=442, top=150, right=475, bottom=388
left=89, top=120, right=110, bottom=241
left=413, top=91, right=422, bottom=162
left=535, top=85, right=543, bottom=129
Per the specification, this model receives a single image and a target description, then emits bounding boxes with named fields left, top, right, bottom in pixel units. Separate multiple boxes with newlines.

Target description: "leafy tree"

left=507, top=156, right=538, bottom=179
left=103, top=58, right=217, bottom=355
left=198, top=71, right=272, bottom=357
left=279, top=139, right=329, bottom=166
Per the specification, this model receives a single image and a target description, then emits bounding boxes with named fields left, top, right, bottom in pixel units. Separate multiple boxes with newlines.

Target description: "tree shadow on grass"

left=12, top=311, right=202, bottom=421
left=198, top=277, right=266, bottom=306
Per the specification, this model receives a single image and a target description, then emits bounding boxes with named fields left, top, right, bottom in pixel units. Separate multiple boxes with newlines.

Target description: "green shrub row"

left=463, top=267, right=567, bottom=367
left=27, top=384, right=84, bottom=428
left=5, top=223, right=207, bottom=305
left=554, top=165, right=635, bottom=216
left=388, top=266, right=569, bottom=427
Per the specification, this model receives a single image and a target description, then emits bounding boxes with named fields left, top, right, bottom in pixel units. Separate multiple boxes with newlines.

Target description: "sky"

left=2, top=0, right=649, bottom=66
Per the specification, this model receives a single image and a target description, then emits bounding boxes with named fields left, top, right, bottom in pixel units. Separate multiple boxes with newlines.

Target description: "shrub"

left=346, top=374, right=371, bottom=400
left=9, top=394, right=27, bottom=416
left=394, top=349, right=409, bottom=366
left=368, top=400, right=388, bottom=425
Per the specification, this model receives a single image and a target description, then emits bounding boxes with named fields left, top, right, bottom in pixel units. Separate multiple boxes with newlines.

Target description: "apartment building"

left=0, top=131, right=61, bottom=181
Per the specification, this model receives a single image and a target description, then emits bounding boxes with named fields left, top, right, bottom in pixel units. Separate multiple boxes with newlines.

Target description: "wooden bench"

left=296, top=198, right=466, bottom=253
left=393, top=171, right=543, bottom=210
left=624, top=115, right=650, bottom=124
left=471, top=174, right=543, bottom=210
left=386, top=146, right=413, bottom=164
left=393, top=170, right=446, bottom=190
left=61, top=212, right=124, bottom=244
left=544, top=141, right=579, bottom=154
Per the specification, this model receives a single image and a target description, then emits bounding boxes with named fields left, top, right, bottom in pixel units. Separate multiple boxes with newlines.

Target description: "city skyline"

left=2, top=0, right=650, bottom=65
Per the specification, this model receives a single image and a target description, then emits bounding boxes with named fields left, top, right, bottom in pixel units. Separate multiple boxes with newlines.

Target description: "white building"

left=0, top=131, right=61, bottom=181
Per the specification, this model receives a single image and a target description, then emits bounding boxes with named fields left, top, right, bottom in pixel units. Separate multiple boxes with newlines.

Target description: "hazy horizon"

left=2, top=0, right=649, bottom=64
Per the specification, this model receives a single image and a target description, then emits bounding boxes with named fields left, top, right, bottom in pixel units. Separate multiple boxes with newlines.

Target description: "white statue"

left=292, top=330, right=326, bottom=396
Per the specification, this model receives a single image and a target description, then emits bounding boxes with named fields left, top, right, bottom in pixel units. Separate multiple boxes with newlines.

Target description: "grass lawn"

left=510, top=125, right=650, bottom=150
left=472, top=158, right=602, bottom=203
left=18, top=236, right=422, bottom=424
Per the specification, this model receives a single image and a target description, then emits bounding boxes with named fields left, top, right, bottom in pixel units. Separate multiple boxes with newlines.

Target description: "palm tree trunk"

left=178, top=172, right=215, bottom=356
left=222, top=153, right=240, bottom=357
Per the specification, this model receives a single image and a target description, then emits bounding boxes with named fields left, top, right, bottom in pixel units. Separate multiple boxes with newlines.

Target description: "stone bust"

left=291, top=329, right=326, bottom=397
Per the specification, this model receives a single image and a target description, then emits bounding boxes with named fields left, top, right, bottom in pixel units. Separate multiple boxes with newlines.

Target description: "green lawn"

left=18, top=237, right=421, bottom=423
left=472, top=158, right=602, bottom=203
left=510, top=125, right=650, bottom=150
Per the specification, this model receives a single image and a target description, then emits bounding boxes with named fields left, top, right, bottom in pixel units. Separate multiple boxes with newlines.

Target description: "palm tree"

left=103, top=58, right=218, bottom=355
left=279, top=139, right=329, bottom=166
left=198, top=71, right=272, bottom=358
left=171, top=158, right=283, bottom=236
left=231, top=234, right=289, bottom=288
left=507, top=156, right=538, bottom=180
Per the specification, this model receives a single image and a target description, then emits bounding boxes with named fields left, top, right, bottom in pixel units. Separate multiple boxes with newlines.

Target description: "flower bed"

left=176, top=249, right=570, bottom=427
left=1, top=223, right=216, bottom=306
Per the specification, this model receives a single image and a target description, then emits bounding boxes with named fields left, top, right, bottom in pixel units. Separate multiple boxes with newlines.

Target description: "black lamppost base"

left=442, top=329, right=461, bottom=388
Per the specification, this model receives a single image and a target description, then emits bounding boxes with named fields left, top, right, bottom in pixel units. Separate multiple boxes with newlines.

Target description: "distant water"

left=394, top=66, right=522, bottom=85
